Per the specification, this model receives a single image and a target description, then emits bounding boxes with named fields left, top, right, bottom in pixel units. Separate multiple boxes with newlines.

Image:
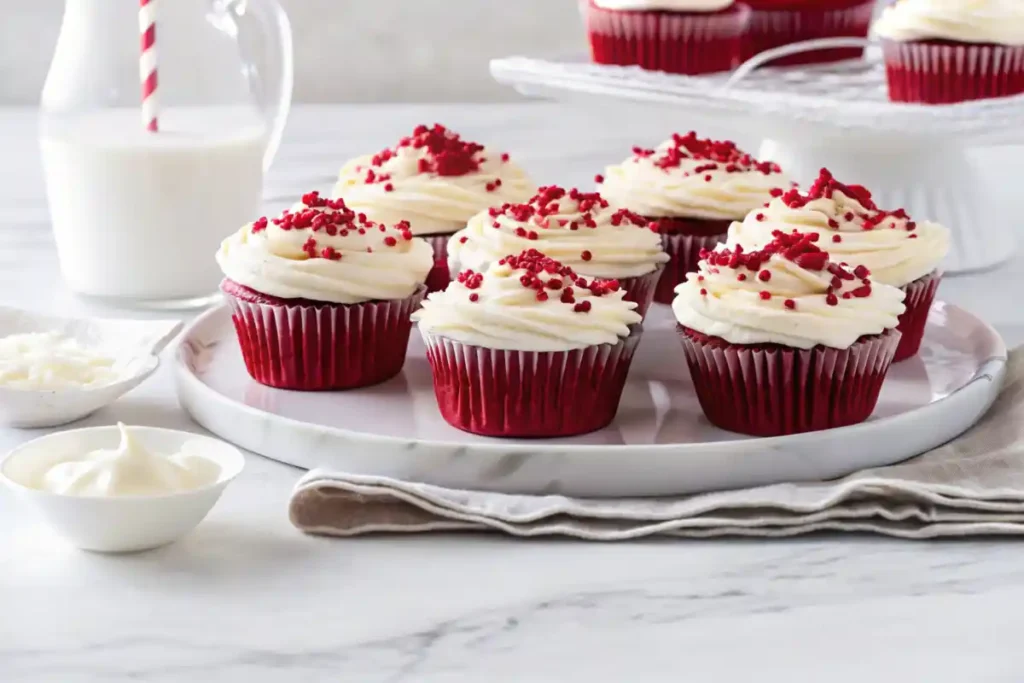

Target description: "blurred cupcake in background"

left=874, top=0, right=1024, bottom=104
left=583, top=0, right=751, bottom=74
left=335, top=124, right=534, bottom=292
left=448, top=186, right=668, bottom=317
left=600, top=132, right=790, bottom=305
left=742, top=0, right=876, bottom=66
left=727, top=168, right=949, bottom=361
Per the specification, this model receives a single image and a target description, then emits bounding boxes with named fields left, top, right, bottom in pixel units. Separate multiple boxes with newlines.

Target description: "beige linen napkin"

left=289, top=349, right=1024, bottom=540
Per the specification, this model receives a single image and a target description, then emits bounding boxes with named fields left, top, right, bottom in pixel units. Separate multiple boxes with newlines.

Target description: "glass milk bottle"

left=40, top=0, right=293, bottom=308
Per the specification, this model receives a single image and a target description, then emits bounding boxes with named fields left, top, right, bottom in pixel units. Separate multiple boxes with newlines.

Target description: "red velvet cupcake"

left=599, top=131, right=791, bottom=305
left=334, top=124, right=534, bottom=293
left=743, top=0, right=875, bottom=66
left=672, top=231, right=905, bottom=436
left=583, top=0, right=751, bottom=74
left=874, top=0, right=1024, bottom=104
left=215, top=192, right=434, bottom=391
left=413, top=250, right=643, bottom=437
left=726, top=169, right=950, bottom=362
left=448, top=186, right=668, bottom=318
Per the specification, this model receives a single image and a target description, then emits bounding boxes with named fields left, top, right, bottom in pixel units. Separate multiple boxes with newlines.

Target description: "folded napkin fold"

left=289, top=349, right=1024, bottom=540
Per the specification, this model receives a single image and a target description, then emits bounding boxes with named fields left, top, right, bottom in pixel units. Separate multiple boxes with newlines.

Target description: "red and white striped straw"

left=138, top=0, right=159, bottom=132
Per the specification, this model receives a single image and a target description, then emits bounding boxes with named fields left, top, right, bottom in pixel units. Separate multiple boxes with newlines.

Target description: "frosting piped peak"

left=673, top=230, right=907, bottom=349
left=727, top=168, right=950, bottom=287
left=414, top=249, right=642, bottom=352
left=599, top=132, right=791, bottom=221
left=448, top=186, right=668, bottom=280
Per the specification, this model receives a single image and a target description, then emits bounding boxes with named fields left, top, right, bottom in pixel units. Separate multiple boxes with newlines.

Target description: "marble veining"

left=2, top=105, right=1024, bottom=682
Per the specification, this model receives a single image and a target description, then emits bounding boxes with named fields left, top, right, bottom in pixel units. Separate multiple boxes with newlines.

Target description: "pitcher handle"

left=232, top=0, right=294, bottom=171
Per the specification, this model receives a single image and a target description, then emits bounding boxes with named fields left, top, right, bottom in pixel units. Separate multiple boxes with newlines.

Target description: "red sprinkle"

left=784, top=299, right=796, bottom=310
left=758, top=269, right=772, bottom=282
left=573, top=300, right=592, bottom=313
left=581, top=250, right=593, bottom=262
left=759, top=291, right=771, bottom=300
left=594, top=174, right=604, bottom=184
left=469, top=293, right=479, bottom=302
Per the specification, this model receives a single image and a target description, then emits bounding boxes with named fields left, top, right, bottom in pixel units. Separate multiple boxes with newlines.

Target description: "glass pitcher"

left=40, top=0, right=293, bottom=309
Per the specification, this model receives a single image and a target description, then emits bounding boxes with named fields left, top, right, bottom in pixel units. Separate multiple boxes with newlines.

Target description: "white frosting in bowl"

left=0, top=332, right=120, bottom=390
left=413, top=249, right=641, bottom=352
left=39, top=423, right=220, bottom=497
left=726, top=169, right=950, bottom=288
left=217, top=192, right=434, bottom=304
left=600, top=132, right=792, bottom=221
left=872, top=0, right=1024, bottom=45
left=334, top=124, right=534, bottom=237
left=593, top=0, right=734, bottom=11
left=673, top=231, right=906, bottom=350
left=448, top=186, right=668, bottom=280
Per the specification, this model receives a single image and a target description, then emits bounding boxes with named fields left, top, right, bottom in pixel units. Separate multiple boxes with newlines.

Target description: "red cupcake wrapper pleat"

left=893, top=271, right=941, bottom=362
left=654, top=230, right=729, bottom=305
left=677, top=326, right=901, bottom=437
left=421, top=329, right=642, bottom=437
left=882, top=39, right=1024, bottom=104
left=616, top=266, right=663, bottom=318
left=225, top=287, right=426, bottom=391
left=422, top=234, right=453, bottom=293
left=744, top=1, right=873, bottom=66
left=584, top=0, right=749, bottom=74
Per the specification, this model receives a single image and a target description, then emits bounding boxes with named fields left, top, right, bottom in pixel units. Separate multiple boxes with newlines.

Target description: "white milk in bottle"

left=41, top=108, right=266, bottom=306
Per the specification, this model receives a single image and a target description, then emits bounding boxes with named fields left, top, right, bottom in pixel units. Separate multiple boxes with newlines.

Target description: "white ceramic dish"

left=0, top=426, right=245, bottom=552
left=0, top=307, right=182, bottom=428
left=174, top=303, right=1006, bottom=497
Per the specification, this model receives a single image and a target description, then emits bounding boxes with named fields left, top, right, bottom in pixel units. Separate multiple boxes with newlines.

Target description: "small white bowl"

left=0, top=426, right=245, bottom=553
left=0, top=307, right=183, bottom=428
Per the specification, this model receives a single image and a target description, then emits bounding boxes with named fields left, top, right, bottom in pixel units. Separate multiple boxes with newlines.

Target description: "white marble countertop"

left=2, top=104, right=1024, bottom=682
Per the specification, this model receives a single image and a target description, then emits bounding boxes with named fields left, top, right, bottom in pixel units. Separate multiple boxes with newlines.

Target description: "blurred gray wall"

left=0, top=0, right=585, bottom=104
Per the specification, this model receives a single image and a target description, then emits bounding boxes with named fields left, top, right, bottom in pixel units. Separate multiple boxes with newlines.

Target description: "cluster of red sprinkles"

left=251, top=192, right=414, bottom=259
left=773, top=169, right=918, bottom=234
left=359, top=124, right=505, bottom=183
left=458, top=249, right=621, bottom=314
left=487, top=186, right=654, bottom=262
left=628, top=132, right=782, bottom=177
left=698, top=230, right=873, bottom=310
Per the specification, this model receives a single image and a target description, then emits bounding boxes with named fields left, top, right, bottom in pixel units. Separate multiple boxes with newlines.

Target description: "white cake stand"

left=490, top=38, right=1024, bottom=274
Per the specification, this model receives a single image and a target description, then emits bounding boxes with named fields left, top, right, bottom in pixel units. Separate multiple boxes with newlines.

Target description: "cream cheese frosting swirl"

left=673, top=231, right=906, bottom=350
left=413, top=249, right=642, bottom=352
left=448, top=186, right=669, bottom=279
left=872, top=0, right=1024, bottom=45
left=593, top=0, right=733, bottom=11
left=217, top=192, right=434, bottom=304
left=726, top=169, right=950, bottom=288
left=334, top=124, right=534, bottom=237
left=600, top=132, right=792, bottom=221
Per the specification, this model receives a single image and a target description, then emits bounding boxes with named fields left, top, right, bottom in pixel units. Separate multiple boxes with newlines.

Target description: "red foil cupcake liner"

left=652, top=219, right=731, bottom=305
left=882, top=39, right=1024, bottom=104
left=677, top=326, right=901, bottom=437
left=616, top=266, right=663, bottom=319
left=223, top=282, right=426, bottom=391
left=893, top=271, right=941, bottom=363
left=422, top=233, right=453, bottom=293
left=584, top=0, right=749, bottom=75
left=744, top=1, right=874, bottom=66
left=421, top=329, right=642, bottom=437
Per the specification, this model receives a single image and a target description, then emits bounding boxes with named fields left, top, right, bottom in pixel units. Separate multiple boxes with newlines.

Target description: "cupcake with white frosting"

left=583, top=0, right=751, bottom=74
left=334, top=124, right=534, bottom=292
left=673, top=230, right=906, bottom=436
left=743, top=0, right=876, bottom=67
left=413, top=249, right=642, bottom=437
left=873, top=0, right=1024, bottom=103
left=600, top=132, right=790, bottom=305
left=217, top=192, right=434, bottom=390
left=727, top=168, right=950, bottom=361
left=449, top=186, right=669, bottom=317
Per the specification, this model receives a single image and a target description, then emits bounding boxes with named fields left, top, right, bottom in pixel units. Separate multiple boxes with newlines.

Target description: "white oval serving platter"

left=174, top=302, right=1006, bottom=497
